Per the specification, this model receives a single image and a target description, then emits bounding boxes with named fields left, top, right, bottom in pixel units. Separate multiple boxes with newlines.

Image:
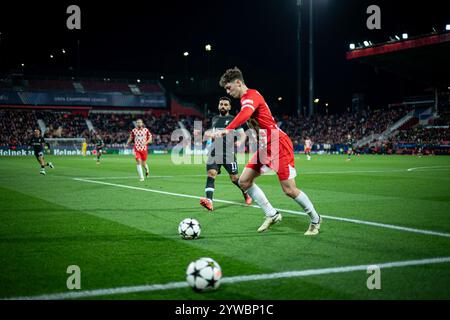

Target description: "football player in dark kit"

left=346, top=133, right=355, bottom=161
left=29, top=129, right=54, bottom=175
left=198, top=97, right=252, bottom=211
left=93, top=133, right=105, bottom=164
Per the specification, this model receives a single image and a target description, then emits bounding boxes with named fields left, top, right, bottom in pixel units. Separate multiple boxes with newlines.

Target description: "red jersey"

left=226, top=89, right=288, bottom=141
left=305, top=139, right=312, bottom=148
left=226, top=89, right=297, bottom=181
left=130, top=127, right=151, bottom=152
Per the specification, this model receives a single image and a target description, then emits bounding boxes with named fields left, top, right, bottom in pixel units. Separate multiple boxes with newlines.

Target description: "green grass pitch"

left=0, top=154, right=450, bottom=299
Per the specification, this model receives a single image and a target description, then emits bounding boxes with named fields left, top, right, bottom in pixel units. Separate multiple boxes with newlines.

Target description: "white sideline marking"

left=76, top=176, right=173, bottom=180
left=75, top=166, right=450, bottom=181
left=301, top=169, right=404, bottom=175
left=303, top=166, right=450, bottom=175
left=73, top=178, right=450, bottom=238
left=5, top=256, right=450, bottom=300
left=407, top=166, right=450, bottom=172
left=75, top=175, right=205, bottom=180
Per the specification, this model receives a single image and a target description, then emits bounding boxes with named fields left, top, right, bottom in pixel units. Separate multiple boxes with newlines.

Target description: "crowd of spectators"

left=279, top=106, right=412, bottom=146
left=0, top=109, right=38, bottom=146
left=89, top=113, right=134, bottom=146
left=1, top=106, right=449, bottom=151
left=89, top=112, right=180, bottom=148
left=391, top=127, right=450, bottom=145
left=36, top=111, right=89, bottom=139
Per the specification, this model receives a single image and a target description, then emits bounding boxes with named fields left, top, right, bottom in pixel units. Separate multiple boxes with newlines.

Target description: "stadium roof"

left=346, top=33, right=450, bottom=87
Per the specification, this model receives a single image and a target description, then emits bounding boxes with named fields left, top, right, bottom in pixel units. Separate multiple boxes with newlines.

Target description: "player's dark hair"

left=219, top=97, right=231, bottom=104
left=219, top=67, right=244, bottom=87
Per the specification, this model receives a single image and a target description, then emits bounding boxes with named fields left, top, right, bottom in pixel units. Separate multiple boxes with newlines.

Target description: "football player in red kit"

left=126, top=119, right=152, bottom=181
left=214, top=67, right=322, bottom=235
left=304, top=137, right=313, bottom=161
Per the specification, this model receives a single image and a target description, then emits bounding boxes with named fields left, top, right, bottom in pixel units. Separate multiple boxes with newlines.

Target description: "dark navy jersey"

left=30, top=136, right=48, bottom=153
left=94, top=137, right=104, bottom=148
left=347, top=137, right=354, bottom=146
left=211, top=115, right=236, bottom=131
left=208, top=114, right=244, bottom=161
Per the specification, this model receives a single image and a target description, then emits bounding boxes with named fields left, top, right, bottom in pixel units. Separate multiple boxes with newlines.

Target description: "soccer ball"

left=186, top=257, right=222, bottom=292
left=178, top=218, right=201, bottom=240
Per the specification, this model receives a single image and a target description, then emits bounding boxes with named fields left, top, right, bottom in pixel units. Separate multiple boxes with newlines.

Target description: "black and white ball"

left=186, top=257, right=222, bottom=291
left=178, top=218, right=201, bottom=240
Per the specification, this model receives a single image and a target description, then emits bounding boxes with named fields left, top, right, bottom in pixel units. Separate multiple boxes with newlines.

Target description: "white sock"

left=144, top=163, right=149, bottom=173
left=136, top=165, right=144, bottom=179
left=295, top=191, right=320, bottom=224
left=246, top=184, right=277, bottom=217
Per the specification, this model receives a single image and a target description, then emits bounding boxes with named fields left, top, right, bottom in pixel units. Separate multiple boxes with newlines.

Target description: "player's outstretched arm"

left=226, top=107, right=254, bottom=131
left=212, top=107, right=255, bottom=139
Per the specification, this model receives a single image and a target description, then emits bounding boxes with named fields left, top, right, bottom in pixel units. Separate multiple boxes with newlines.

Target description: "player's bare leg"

left=280, top=179, right=322, bottom=236
left=143, top=161, right=149, bottom=178
left=238, top=168, right=281, bottom=232
left=96, top=150, right=101, bottom=164
left=229, top=174, right=252, bottom=205
left=200, top=169, right=216, bottom=211
left=37, top=156, right=53, bottom=175
left=37, top=156, right=46, bottom=175
left=346, top=150, right=352, bottom=161
left=136, top=159, right=145, bottom=181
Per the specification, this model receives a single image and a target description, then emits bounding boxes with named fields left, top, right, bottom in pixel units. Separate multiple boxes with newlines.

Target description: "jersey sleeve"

left=225, top=94, right=258, bottom=130
left=240, top=97, right=257, bottom=113
left=225, top=107, right=254, bottom=130
left=207, top=116, right=217, bottom=131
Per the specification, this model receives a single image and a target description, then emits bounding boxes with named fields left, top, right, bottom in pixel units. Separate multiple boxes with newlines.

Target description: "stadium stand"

left=0, top=109, right=38, bottom=146
left=88, top=112, right=180, bottom=147
left=138, top=83, right=164, bottom=93
left=80, top=80, right=131, bottom=93
left=1, top=73, right=447, bottom=154
left=36, top=111, right=89, bottom=139
left=4, top=104, right=445, bottom=149
left=27, top=79, right=75, bottom=92
left=278, top=106, right=413, bottom=146
left=392, top=126, right=450, bottom=145
left=1, top=105, right=448, bottom=155
left=2, top=76, right=167, bottom=95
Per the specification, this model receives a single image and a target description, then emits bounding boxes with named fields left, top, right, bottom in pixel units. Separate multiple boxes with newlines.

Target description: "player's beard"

left=219, top=109, right=228, bottom=116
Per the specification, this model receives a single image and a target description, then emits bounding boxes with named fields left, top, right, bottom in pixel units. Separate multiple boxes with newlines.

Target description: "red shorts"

left=134, top=149, right=148, bottom=161
left=246, top=134, right=296, bottom=181
left=305, top=147, right=311, bottom=153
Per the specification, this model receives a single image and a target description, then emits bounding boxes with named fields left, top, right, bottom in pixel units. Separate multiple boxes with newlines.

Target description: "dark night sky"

left=0, top=0, right=448, bottom=114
